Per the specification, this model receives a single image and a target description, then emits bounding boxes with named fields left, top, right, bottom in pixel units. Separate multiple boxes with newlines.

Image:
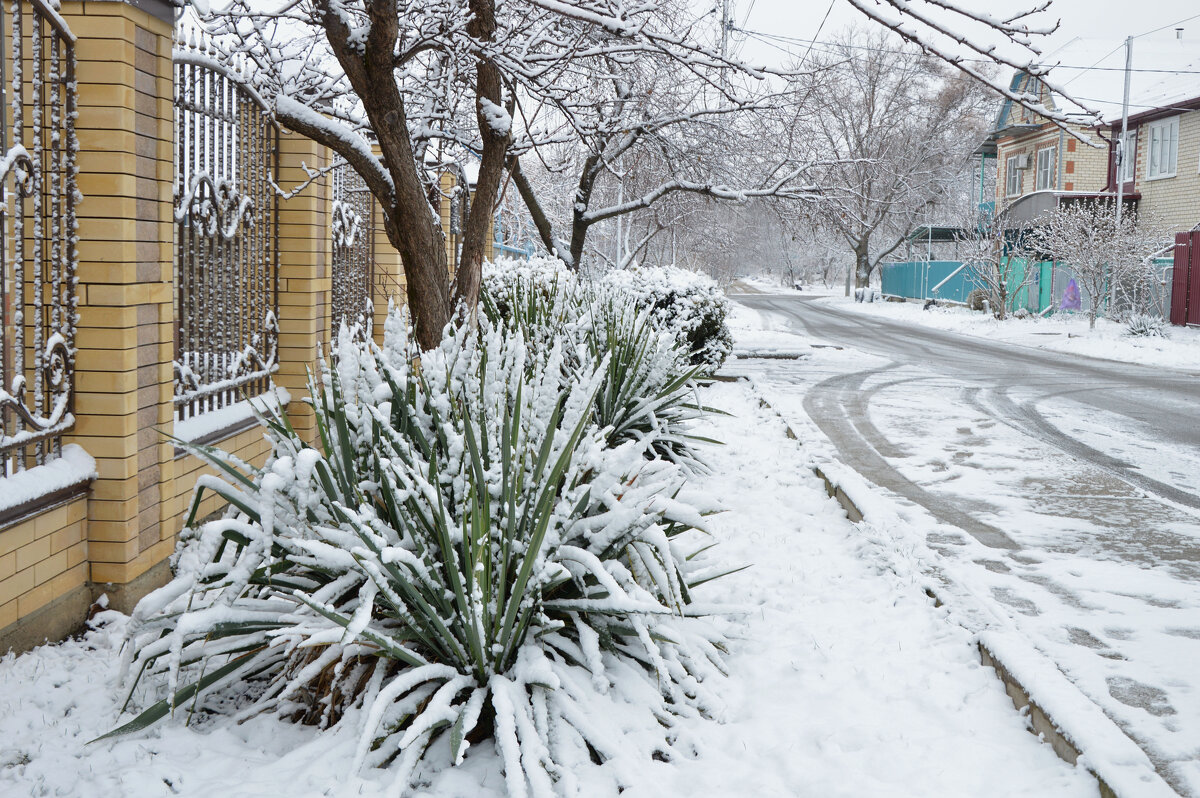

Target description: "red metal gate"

left=1171, top=232, right=1200, bottom=326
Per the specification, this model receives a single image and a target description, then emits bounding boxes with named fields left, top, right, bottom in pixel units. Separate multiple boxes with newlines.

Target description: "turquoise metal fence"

left=882, top=259, right=1058, bottom=312
left=884, top=257, right=1174, bottom=319
left=881, top=261, right=975, bottom=303
left=493, top=216, right=537, bottom=260
left=494, top=241, right=535, bottom=259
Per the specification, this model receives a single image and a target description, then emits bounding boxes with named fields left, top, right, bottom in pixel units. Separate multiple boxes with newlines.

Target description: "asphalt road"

left=729, top=292, right=1200, bottom=795
left=735, top=294, right=1200, bottom=510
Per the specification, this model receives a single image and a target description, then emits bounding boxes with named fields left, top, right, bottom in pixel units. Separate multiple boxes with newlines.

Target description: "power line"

left=797, top=0, right=836, bottom=69
left=735, top=28, right=1200, bottom=116
left=1134, top=11, right=1200, bottom=39
left=1072, top=95, right=1200, bottom=115
left=738, top=26, right=1200, bottom=75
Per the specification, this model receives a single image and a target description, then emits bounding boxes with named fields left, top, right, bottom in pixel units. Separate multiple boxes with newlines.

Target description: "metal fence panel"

left=881, top=261, right=974, bottom=303
left=1, top=0, right=78, bottom=474
left=1171, top=232, right=1200, bottom=326
left=173, top=46, right=279, bottom=421
left=329, top=158, right=374, bottom=337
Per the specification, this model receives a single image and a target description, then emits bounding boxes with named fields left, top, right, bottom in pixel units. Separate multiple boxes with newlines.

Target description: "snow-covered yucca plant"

left=601, top=266, right=733, bottom=370
left=110, top=312, right=729, bottom=796
left=482, top=261, right=714, bottom=472
left=1124, top=311, right=1168, bottom=338
left=580, top=294, right=715, bottom=472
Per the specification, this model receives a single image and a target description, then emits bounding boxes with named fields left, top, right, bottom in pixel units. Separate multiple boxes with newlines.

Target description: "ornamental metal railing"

left=173, top=39, right=279, bottom=422
left=329, top=157, right=373, bottom=337
left=1, top=0, right=78, bottom=475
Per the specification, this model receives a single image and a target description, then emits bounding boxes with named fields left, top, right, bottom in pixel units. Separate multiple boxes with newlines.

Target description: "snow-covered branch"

left=582, top=166, right=818, bottom=226
left=846, top=0, right=1103, bottom=137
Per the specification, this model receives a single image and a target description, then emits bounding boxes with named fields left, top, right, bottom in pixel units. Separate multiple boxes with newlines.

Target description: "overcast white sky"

left=719, top=0, right=1200, bottom=116
left=732, top=0, right=1200, bottom=69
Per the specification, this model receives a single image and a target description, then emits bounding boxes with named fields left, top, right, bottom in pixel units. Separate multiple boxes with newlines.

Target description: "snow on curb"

left=744, top=376, right=1176, bottom=798
left=980, top=632, right=1177, bottom=798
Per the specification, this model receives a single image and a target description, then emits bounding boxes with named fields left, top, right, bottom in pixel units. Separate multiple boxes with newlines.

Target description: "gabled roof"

left=992, top=34, right=1200, bottom=132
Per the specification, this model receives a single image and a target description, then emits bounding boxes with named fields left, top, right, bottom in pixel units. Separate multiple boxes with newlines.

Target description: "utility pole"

left=1111, top=35, right=1132, bottom=313
left=718, top=0, right=732, bottom=107
left=1115, top=36, right=1132, bottom=226
left=720, top=0, right=730, bottom=61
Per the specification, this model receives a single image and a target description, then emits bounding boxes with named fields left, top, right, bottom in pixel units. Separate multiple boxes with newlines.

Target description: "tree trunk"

left=386, top=215, right=452, bottom=351
left=568, top=155, right=602, bottom=271
left=454, top=0, right=511, bottom=316
left=854, top=241, right=872, bottom=289
left=317, top=0, right=453, bottom=351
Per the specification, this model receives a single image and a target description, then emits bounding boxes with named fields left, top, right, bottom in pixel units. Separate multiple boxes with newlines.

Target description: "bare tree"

left=958, top=213, right=1040, bottom=319
left=792, top=27, right=993, bottom=290
left=1029, top=201, right=1167, bottom=329
left=204, top=0, right=774, bottom=347
left=195, top=0, right=1095, bottom=347
left=506, top=46, right=818, bottom=272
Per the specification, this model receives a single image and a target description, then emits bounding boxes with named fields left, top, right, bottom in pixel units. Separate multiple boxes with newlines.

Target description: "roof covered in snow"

left=1038, top=34, right=1200, bottom=124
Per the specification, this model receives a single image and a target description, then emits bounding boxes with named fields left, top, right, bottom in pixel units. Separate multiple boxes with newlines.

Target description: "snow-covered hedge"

left=113, top=308, right=729, bottom=795
left=483, top=258, right=714, bottom=470
left=601, top=266, right=733, bottom=370
left=483, top=258, right=733, bottom=371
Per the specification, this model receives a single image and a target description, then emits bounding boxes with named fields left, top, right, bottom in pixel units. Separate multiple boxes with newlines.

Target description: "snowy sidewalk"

left=0, top=381, right=1097, bottom=797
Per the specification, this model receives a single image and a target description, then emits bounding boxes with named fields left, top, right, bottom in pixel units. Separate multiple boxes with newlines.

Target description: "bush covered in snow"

left=1124, top=312, right=1168, bottom=339
left=482, top=258, right=732, bottom=372
left=481, top=256, right=578, bottom=331
left=483, top=258, right=715, bottom=471
left=113, top=308, right=730, bottom=796
left=601, top=266, right=733, bottom=370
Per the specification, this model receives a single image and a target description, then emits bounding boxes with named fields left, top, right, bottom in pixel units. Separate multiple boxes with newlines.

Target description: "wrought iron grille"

left=173, top=44, right=279, bottom=421
left=1, top=0, right=78, bottom=475
left=329, top=158, right=374, bottom=337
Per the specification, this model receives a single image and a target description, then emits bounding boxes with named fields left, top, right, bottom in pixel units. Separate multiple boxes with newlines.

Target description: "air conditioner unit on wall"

left=1015, top=153, right=1030, bottom=170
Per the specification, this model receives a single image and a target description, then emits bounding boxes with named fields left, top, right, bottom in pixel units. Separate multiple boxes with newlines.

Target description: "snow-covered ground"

left=725, top=301, right=822, bottom=356
left=734, top=276, right=842, bottom=297
left=723, top=299, right=1200, bottom=795
left=0, top=382, right=1098, bottom=797
left=819, top=294, right=1200, bottom=372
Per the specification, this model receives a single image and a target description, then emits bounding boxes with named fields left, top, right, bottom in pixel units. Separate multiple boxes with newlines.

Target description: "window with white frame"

left=1116, top=129, right=1137, bottom=183
left=1036, top=146, right=1056, bottom=191
left=1005, top=155, right=1022, bottom=196
left=1147, top=116, right=1179, bottom=179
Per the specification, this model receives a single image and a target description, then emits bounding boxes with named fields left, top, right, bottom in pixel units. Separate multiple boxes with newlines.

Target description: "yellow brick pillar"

left=483, top=216, right=496, bottom=264
left=370, top=146, right=406, bottom=343
left=440, top=172, right=459, bottom=279
left=60, top=0, right=177, bottom=606
left=275, top=132, right=332, bottom=443
left=371, top=205, right=408, bottom=342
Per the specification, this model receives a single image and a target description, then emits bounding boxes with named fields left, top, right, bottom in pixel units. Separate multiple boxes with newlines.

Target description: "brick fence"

left=0, top=0, right=483, bottom=653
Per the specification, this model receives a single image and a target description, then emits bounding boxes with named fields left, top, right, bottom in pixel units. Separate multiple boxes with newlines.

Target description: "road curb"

left=977, top=640, right=1117, bottom=798
left=749, top=389, right=1175, bottom=798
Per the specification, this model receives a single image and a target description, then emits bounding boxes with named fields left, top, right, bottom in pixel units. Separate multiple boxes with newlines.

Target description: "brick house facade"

left=985, top=40, right=1200, bottom=232
left=1110, top=100, right=1200, bottom=234
left=987, top=73, right=1111, bottom=213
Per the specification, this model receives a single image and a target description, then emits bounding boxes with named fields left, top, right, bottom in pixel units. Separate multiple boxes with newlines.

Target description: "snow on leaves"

left=115, top=296, right=729, bottom=796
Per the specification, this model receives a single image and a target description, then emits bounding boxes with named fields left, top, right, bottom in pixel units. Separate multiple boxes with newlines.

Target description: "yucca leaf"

left=93, top=652, right=256, bottom=743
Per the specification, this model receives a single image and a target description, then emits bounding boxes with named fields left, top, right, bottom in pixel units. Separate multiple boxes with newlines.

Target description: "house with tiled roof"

left=978, top=35, right=1200, bottom=230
